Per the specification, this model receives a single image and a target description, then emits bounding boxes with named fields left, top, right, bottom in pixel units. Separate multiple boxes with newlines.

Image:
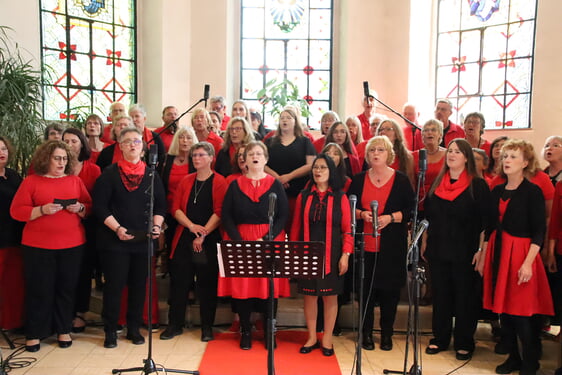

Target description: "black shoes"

left=58, top=340, right=73, bottom=348
left=201, top=326, right=214, bottom=342
left=455, top=350, right=473, bottom=361
left=25, top=341, right=40, bottom=352
left=495, top=357, right=521, bottom=374
left=126, top=329, right=145, bottom=345
left=425, top=344, right=445, bottom=355
left=104, top=331, right=117, bottom=348
left=362, top=334, right=375, bottom=350
left=240, top=332, right=252, bottom=350
left=299, top=341, right=320, bottom=354
left=321, top=346, right=334, bottom=356
left=380, top=336, right=393, bottom=351
left=160, top=326, right=183, bottom=340
left=333, top=324, right=342, bottom=336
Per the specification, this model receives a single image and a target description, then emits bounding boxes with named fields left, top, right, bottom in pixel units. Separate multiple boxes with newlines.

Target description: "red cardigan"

left=10, top=174, right=92, bottom=249
left=169, top=172, right=228, bottom=258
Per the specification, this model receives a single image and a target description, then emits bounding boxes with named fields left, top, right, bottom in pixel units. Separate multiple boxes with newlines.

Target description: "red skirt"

left=483, top=231, right=554, bottom=316
left=217, top=224, right=291, bottom=299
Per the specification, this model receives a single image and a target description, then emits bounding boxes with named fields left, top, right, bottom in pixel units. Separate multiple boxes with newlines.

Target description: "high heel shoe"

left=71, top=315, right=86, bottom=333
left=58, top=340, right=72, bottom=348
left=25, top=339, right=40, bottom=353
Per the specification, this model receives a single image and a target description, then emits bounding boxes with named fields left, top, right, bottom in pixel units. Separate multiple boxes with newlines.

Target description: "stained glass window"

left=240, top=0, right=333, bottom=129
left=435, top=0, right=537, bottom=129
left=40, top=0, right=136, bottom=122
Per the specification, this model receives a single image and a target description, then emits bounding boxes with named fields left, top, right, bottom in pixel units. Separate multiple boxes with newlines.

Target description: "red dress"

left=483, top=198, right=554, bottom=316
left=217, top=175, right=290, bottom=299
left=413, top=150, right=445, bottom=211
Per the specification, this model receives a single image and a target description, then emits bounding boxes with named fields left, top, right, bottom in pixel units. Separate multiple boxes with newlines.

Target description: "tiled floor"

left=1, top=318, right=559, bottom=375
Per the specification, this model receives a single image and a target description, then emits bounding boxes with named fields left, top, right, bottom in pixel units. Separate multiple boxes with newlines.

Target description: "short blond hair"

left=366, top=135, right=395, bottom=166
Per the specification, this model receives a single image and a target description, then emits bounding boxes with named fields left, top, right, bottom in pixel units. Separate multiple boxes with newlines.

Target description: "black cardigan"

left=93, top=163, right=167, bottom=253
left=485, top=178, right=546, bottom=246
left=425, top=177, right=491, bottom=263
left=348, top=170, right=415, bottom=289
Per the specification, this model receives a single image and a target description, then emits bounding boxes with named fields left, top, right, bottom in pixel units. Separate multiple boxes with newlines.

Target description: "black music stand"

left=219, top=240, right=325, bottom=375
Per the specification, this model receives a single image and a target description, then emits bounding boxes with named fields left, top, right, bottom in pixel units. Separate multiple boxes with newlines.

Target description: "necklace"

left=193, top=178, right=207, bottom=204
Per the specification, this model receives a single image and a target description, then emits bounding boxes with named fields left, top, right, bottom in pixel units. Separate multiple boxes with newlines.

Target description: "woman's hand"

left=339, top=254, right=349, bottom=275
left=193, top=236, right=205, bottom=252
left=66, top=202, right=83, bottom=214
left=277, top=174, right=291, bottom=188
left=472, top=251, right=482, bottom=271
left=360, top=211, right=373, bottom=223
left=151, top=225, right=161, bottom=239
left=517, top=261, right=533, bottom=285
left=377, top=215, right=392, bottom=230
left=42, top=203, right=63, bottom=215
left=116, top=226, right=134, bottom=241
left=189, top=223, right=208, bottom=237
left=543, top=252, right=558, bottom=273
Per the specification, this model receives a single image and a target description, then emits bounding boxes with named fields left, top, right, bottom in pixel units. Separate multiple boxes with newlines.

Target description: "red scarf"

left=118, top=159, right=146, bottom=192
left=237, top=174, right=275, bottom=202
left=434, top=169, right=471, bottom=201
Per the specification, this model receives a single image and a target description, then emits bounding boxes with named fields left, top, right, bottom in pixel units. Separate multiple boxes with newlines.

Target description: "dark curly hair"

left=31, top=140, right=76, bottom=176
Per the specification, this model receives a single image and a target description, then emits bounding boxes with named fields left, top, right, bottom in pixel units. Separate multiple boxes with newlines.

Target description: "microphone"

left=349, top=195, right=357, bottom=237
left=412, top=219, right=429, bottom=244
left=363, top=81, right=371, bottom=99
left=148, top=144, right=158, bottom=166
left=203, top=84, right=210, bottom=107
left=268, top=192, right=277, bottom=219
left=418, top=148, right=427, bottom=172
left=370, top=200, right=379, bottom=237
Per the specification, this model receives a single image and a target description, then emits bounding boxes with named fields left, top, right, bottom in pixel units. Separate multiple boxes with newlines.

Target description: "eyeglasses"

left=121, top=139, right=142, bottom=146
left=312, top=165, right=329, bottom=171
left=229, top=127, right=244, bottom=132
left=545, top=143, right=562, bottom=149
left=378, top=127, right=394, bottom=132
left=422, top=128, right=438, bottom=133
left=191, top=152, right=209, bottom=158
left=368, top=147, right=387, bottom=153
left=52, top=156, right=68, bottom=162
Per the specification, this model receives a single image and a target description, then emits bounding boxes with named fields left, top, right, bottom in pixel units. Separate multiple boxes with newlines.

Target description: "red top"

left=362, top=171, right=396, bottom=252
left=101, top=124, right=115, bottom=145
left=489, top=171, right=555, bottom=200
left=202, top=131, right=225, bottom=156
left=402, top=125, right=423, bottom=151
left=442, top=121, right=465, bottom=147
left=356, top=140, right=367, bottom=167
left=10, top=174, right=92, bottom=249
left=166, top=162, right=190, bottom=212
left=313, top=136, right=326, bottom=153
left=549, top=182, right=562, bottom=255
left=358, top=113, right=371, bottom=141
left=220, top=114, right=231, bottom=131
left=413, top=150, right=445, bottom=210
left=78, top=160, right=101, bottom=194
left=154, top=126, right=175, bottom=152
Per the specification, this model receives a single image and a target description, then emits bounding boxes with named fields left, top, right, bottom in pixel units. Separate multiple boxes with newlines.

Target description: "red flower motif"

left=59, top=113, right=77, bottom=120
left=303, top=95, right=313, bottom=104
left=58, top=41, right=77, bottom=61
left=106, top=49, right=123, bottom=68
left=259, top=65, right=269, bottom=75
left=303, top=65, right=314, bottom=75
left=499, top=51, right=516, bottom=68
left=451, top=56, right=466, bottom=73
left=495, top=120, right=513, bottom=127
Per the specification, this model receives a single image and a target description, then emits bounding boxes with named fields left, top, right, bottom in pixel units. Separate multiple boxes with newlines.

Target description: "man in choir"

left=101, top=102, right=127, bottom=144
left=154, top=106, right=179, bottom=152
left=402, top=103, right=423, bottom=151
left=434, top=99, right=465, bottom=147
left=358, top=91, right=378, bottom=140
left=209, top=96, right=230, bottom=131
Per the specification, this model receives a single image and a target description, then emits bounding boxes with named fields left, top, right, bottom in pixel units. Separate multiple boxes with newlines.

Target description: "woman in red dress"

left=479, top=139, right=553, bottom=375
left=84, top=114, right=107, bottom=163
left=62, top=128, right=102, bottom=333
left=290, top=154, right=353, bottom=356
left=219, top=141, right=290, bottom=350
left=348, top=136, right=415, bottom=351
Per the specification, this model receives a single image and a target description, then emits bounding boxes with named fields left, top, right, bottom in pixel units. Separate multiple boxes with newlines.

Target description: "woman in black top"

left=93, top=127, right=166, bottom=349
left=423, top=138, right=491, bottom=360
left=265, top=109, right=316, bottom=235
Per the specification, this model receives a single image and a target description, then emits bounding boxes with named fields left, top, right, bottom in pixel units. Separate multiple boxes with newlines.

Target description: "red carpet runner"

left=198, top=330, right=342, bottom=375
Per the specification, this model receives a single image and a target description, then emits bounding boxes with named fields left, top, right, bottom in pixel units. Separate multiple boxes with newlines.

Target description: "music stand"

left=219, top=240, right=325, bottom=375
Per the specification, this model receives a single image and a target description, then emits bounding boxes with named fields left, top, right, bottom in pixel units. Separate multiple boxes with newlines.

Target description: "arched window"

left=40, top=0, right=136, bottom=122
left=435, top=0, right=537, bottom=129
left=240, top=0, right=333, bottom=129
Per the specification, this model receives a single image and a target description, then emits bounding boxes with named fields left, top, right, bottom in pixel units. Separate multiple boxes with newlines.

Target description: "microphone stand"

left=147, top=96, right=207, bottom=146
left=111, top=149, right=198, bottom=375
left=267, top=208, right=276, bottom=375
left=369, top=94, right=422, bottom=148
left=384, top=162, right=427, bottom=375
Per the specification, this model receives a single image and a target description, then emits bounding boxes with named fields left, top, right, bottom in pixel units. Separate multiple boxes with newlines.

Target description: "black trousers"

left=101, top=250, right=148, bottom=332
left=234, top=298, right=278, bottom=334
left=362, top=252, right=401, bottom=337
left=501, top=313, right=542, bottom=373
left=74, top=218, right=97, bottom=313
left=428, top=258, right=479, bottom=351
left=167, top=240, right=218, bottom=328
left=22, top=246, right=83, bottom=339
